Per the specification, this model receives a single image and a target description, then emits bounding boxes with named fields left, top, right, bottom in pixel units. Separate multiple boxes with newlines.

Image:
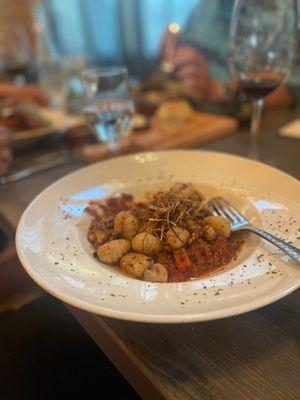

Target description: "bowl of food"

left=16, top=151, right=300, bottom=322
left=86, top=183, right=240, bottom=283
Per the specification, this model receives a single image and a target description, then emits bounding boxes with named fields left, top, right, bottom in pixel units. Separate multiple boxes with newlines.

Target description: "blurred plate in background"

left=12, top=107, right=84, bottom=151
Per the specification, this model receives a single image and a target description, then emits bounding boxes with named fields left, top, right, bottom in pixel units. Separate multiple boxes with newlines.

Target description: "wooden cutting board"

left=82, top=112, right=238, bottom=163
left=132, top=112, right=238, bottom=150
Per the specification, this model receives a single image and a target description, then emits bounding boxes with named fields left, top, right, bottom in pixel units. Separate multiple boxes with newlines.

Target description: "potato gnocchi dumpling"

left=86, top=184, right=240, bottom=283
left=203, top=215, right=231, bottom=238
left=114, top=211, right=139, bottom=240
left=97, top=239, right=131, bottom=264
left=94, top=229, right=107, bottom=245
left=170, top=182, right=204, bottom=201
left=120, top=252, right=152, bottom=278
left=114, top=211, right=130, bottom=234
left=203, top=225, right=217, bottom=242
left=166, top=227, right=190, bottom=250
left=132, top=232, right=163, bottom=256
left=143, top=263, right=168, bottom=283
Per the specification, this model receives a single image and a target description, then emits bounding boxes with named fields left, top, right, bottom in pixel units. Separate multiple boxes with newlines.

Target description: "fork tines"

left=209, top=197, right=249, bottom=226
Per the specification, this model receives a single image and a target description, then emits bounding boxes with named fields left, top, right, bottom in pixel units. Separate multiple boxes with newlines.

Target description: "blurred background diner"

left=0, top=1, right=299, bottom=399
left=1, top=0, right=299, bottom=173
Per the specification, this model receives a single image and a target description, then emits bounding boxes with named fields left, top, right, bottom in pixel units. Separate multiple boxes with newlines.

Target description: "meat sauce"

left=157, top=237, right=240, bottom=282
left=87, top=194, right=240, bottom=283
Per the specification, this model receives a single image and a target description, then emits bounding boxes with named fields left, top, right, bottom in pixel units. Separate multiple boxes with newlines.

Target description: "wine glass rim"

left=82, top=66, right=128, bottom=79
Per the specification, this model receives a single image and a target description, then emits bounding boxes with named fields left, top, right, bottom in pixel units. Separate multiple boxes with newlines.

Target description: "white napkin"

left=279, top=119, right=300, bottom=139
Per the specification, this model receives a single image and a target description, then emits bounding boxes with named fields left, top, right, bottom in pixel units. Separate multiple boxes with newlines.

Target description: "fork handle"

left=245, top=226, right=300, bottom=263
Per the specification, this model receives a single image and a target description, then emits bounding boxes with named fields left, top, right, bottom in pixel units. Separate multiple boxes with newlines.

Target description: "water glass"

left=82, top=67, right=134, bottom=152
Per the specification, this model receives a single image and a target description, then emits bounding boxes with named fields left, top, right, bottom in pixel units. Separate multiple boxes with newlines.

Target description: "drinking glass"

left=38, top=60, right=68, bottom=109
left=228, top=0, right=296, bottom=142
left=82, top=67, right=134, bottom=152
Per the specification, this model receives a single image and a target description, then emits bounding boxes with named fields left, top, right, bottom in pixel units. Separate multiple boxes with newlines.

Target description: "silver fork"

left=209, top=197, right=300, bottom=263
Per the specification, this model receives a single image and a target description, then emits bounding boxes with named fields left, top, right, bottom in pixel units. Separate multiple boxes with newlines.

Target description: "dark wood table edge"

left=67, top=305, right=168, bottom=400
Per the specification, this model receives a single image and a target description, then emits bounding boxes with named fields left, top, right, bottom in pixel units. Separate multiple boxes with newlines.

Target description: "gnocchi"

left=166, top=227, right=190, bottom=250
left=170, top=182, right=203, bottom=201
left=120, top=252, right=152, bottom=278
left=143, top=263, right=168, bottom=283
left=114, top=211, right=139, bottom=240
left=97, top=239, right=131, bottom=264
left=203, top=216, right=231, bottom=238
left=94, top=229, right=107, bottom=245
left=114, top=211, right=130, bottom=234
left=86, top=184, right=240, bottom=283
left=132, top=232, right=162, bottom=256
left=203, top=225, right=217, bottom=242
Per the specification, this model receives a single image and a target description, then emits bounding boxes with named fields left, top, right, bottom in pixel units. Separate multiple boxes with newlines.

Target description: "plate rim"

left=15, top=150, right=300, bottom=323
left=16, top=149, right=300, bottom=197
left=14, top=240, right=300, bottom=323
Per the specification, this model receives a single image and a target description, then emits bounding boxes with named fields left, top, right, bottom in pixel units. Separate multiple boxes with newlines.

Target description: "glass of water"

left=82, top=67, right=134, bottom=152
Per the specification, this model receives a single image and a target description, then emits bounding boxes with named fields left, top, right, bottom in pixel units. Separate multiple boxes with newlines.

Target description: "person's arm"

left=0, top=84, right=48, bottom=106
left=172, top=46, right=212, bottom=102
left=168, top=0, right=296, bottom=108
left=269, top=63, right=300, bottom=109
left=264, top=85, right=294, bottom=109
left=181, top=0, right=232, bottom=81
left=172, top=47, right=296, bottom=107
left=168, top=0, right=233, bottom=102
left=180, top=0, right=296, bottom=108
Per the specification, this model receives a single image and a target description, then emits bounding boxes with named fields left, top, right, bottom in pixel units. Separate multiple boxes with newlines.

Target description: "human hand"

left=172, top=46, right=214, bottom=102
left=0, top=84, right=48, bottom=107
left=0, top=125, right=12, bottom=175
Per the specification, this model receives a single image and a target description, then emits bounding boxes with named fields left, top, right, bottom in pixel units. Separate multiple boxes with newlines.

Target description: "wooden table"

left=1, top=110, right=299, bottom=400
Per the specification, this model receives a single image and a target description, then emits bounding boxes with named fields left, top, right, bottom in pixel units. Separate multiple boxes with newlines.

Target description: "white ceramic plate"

left=16, top=151, right=300, bottom=323
left=12, top=108, right=84, bottom=151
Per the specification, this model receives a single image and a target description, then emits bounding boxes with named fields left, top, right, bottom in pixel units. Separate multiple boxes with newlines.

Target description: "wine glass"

left=82, top=67, right=134, bottom=152
left=228, top=0, right=296, bottom=145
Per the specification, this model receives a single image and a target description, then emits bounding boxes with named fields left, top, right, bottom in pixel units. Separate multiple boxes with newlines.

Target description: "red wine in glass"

left=238, top=73, right=285, bottom=100
left=228, top=0, right=295, bottom=161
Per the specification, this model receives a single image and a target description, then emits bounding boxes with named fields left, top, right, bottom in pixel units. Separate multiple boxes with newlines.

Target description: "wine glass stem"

left=108, top=139, right=119, bottom=153
left=250, top=98, right=263, bottom=139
